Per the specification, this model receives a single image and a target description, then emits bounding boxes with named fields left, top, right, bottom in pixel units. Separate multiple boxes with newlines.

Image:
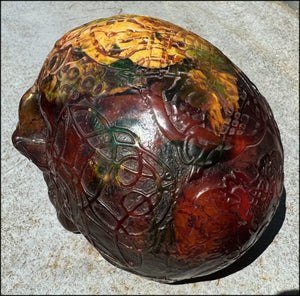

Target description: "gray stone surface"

left=1, top=1, right=299, bottom=294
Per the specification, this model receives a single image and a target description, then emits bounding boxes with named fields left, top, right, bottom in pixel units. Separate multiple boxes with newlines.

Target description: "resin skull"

left=12, top=15, right=284, bottom=283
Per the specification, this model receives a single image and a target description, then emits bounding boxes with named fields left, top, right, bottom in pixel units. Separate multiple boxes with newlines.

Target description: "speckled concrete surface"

left=1, top=1, right=299, bottom=295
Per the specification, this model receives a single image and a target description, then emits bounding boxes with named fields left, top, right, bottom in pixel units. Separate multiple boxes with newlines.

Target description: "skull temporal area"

left=12, top=14, right=284, bottom=283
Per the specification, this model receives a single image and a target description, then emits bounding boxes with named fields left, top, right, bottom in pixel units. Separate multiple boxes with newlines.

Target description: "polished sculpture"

left=12, top=15, right=284, bottom=283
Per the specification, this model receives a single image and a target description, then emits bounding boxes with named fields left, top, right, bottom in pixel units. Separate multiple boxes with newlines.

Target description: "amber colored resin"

left=12, top=15, right=284, bottom=283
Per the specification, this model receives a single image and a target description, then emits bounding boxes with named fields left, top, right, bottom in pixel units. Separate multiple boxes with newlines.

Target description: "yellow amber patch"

left=43, top=15, right=240, bottom=134
left=188, top=69, right=239, bottom=133
left=57, top=15, right=212, bottom=69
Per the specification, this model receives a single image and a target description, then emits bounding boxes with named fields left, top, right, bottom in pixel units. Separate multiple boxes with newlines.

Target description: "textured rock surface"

left=1, top=1, right=299, bottom=294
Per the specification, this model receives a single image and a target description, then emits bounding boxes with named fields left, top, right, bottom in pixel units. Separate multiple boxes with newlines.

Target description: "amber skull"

left=12, top=15, right=284, bottom=283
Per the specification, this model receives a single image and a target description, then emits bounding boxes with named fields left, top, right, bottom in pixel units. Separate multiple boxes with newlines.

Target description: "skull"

left=12, top=15, right=284, bottom=283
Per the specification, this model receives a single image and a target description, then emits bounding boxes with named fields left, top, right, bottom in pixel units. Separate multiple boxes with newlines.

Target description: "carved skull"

left=12, top=15, right=284, bottom=283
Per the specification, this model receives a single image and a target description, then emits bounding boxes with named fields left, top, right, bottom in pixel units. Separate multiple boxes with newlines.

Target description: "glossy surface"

left=12, top=14, right=284, bottom=283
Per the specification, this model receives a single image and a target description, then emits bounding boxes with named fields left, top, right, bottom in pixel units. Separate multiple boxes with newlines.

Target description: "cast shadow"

left=172, top=187, right=287, bottom=285
left=277, top=289, right=299, bottom=295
